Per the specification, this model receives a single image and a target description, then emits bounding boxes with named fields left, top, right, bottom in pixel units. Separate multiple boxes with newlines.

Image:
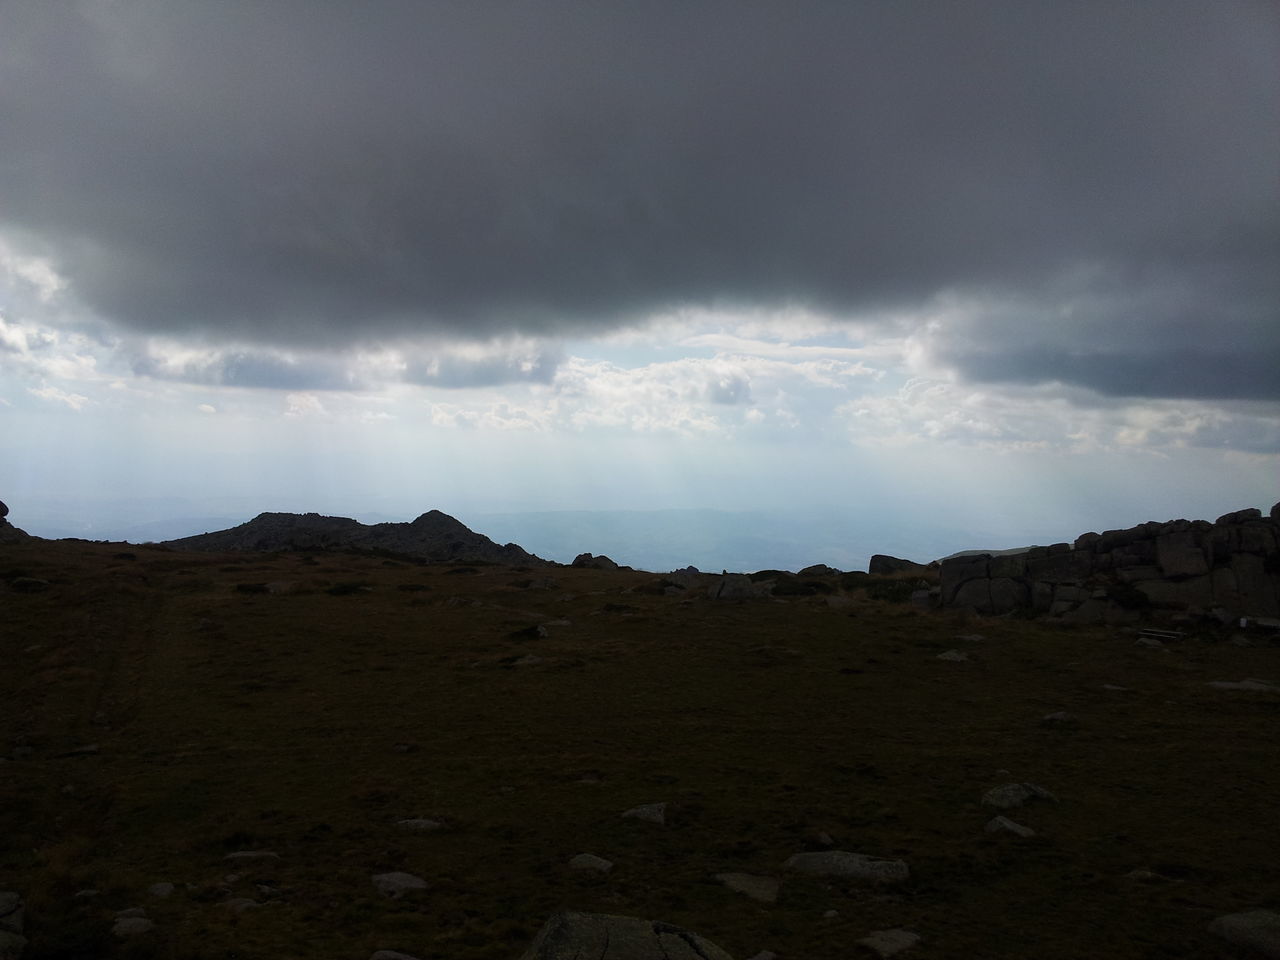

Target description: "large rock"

left=868, top=555, right=928, bottom=576
left=518, top=912, right=734, bottom=960
left=1208, top=910, right=1280, bottom=958
left=939, top=555, right=989, bottom=605
left=572, top=553, right=620, bottom=571
left=708, top=575, right=771, bottom=600
left=989, top=578, right=1028, bottom=614
left=951, top=578, right=992, bottom=612
left=1133, top=576, right=1213, bottom=609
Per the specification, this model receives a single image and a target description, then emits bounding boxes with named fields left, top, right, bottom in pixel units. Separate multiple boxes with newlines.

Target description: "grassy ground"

left=1, top=540, right=1277, bottom=959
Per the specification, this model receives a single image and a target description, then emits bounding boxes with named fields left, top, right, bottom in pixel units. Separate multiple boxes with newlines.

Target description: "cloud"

left=28, top=384, right=90, bottom=411
left=0, top=2, right=1274, bottom=402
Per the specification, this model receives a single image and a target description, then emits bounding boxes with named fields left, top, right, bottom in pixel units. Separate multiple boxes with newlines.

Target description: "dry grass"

left=1, top=540, right=1277, bottom=958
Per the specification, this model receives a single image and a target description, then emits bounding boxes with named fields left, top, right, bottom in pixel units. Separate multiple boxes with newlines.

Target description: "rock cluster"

left=939, top=505, right=1280, bottom=620
left=0, top=500, right=31, bottom=545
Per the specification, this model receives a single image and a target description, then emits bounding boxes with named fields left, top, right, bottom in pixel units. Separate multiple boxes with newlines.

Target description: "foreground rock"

left=0, top=892, right=26, bottom=960
left=1208, top=910, right=1280, bottom=958
left=715, top=872, right=779, bottom=903
left=784, top=851, right=909, bottom=882
left=982, top=782, right=1057, bottom=809
left=856, top=928, right=921, bottom=957
left=372, top=872, right=428, bottom=898
left=518, top=912, right=734, bottom=960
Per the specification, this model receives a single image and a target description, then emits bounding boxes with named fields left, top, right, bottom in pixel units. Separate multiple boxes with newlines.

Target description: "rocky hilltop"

left=939, top=503, right=1280, bottom=622
left=163, top=510, right=548, bottom=566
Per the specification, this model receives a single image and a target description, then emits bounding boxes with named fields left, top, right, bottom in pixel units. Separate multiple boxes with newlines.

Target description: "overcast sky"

left=1, top=2, right=1277, bottom=565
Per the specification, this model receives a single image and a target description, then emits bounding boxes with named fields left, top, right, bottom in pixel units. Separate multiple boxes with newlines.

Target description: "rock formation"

left=939, top=504, right=1280, bottom=621
left=163, top=510, right=547, bottom=565
left=0, top=500, right=31, bottom=544
left=868, top=554, right=931, bottom=576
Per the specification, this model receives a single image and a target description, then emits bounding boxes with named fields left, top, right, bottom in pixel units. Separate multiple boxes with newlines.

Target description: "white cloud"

left=197, top=403, right=217, bottom=414
left=284, top=392, right=326, bottom=419
left=28, top=384, right=90, bottom=411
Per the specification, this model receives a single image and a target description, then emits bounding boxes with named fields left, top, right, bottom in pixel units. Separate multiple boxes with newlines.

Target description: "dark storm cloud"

left=0, top=1, right=1276, bottom=399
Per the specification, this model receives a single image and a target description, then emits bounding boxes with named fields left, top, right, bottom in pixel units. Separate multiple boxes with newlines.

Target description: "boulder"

left=708, top=574, right=770, bottom=600
left=1208, top=909, right=1280, bottom=958
left=1272, top=502, right=1280, bottom=522
left=989, top=577, right=1028, bottom=614
left=981, top=782, right=1057, bottom=809
left=1133, top=576, right=1213, bottom=609
left=517, top=912, right=734, bottom=960
left=572, top=553, right=620, bottom=571
left=0, top=894, right=22, bottom=936
left=951, top=578, right=992, bottom=612
left=784, top=850, right=909, bottom=882
left=984, top=816, right=1036, bottom=838
left=939, top=555, right=990, bottom=605
left=621, top=802, right=666, bottom=825
left=568, top=853, right=614, bottom=874
left=1228, top=555, right=1278, bottom=616
left=868, top=555, right=928, bottom=576
left=989, top=553, right=1028, bottom=579
left=799, top=563, right=841, bottom=577
left=1216, top=508, right=1263, bottom=525
left=855, top=928, right=921, bottom=958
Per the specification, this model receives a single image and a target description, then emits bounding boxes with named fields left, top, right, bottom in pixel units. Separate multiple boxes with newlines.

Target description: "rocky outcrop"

left=939, top=504, right=1280, bottom=621
left=572, top=553, right=622, bottom=571
left=0, top=501, right=32, bottom=544
left=163, top=510, right=547, bottom=565
left=868, top=554, right=930, bottom=576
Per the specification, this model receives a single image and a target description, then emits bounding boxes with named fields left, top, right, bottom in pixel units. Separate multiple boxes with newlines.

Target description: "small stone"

left=1101, top=684, right=1129, bottom=691
left=371, top=952, right=424, bottom=960
left=1208, top=910, right=1280, bottom=958
left=935, top=649, right=968, bottom=662
left=223, top=850, right=280, bottom=861
left=1134, top=637, right=1166, bottom=650
left=955, top=634, right=985, bottom=642
left=148, top=882, right=175, bottom=898
left=784, top=851, right=909, bottom=883
left=512, top=654, right=544, bottom=666
left=1230, top=636, right=1255, bottom=648
left=816, top=831, right=836, bottom=846
left=0, top=894, right=21, bottom=935
left=73, top=889, right=99, bottom=899
left=714, top=872, right=779, bottom=903
left=856, top=928, right=922, bottom=957
left=1041, top=711, right=1076, bottom=725
left=984, top=816, right=1036, bottom=838
left=982, top=782, right=1057, bottom=809
left=223, top=898, right=261, bottom=912
left=256, top=885, right=281, bottom=898
left=621, top=802, right=666, bottom=825
left=569, top=853, right=614, bottom=874
left=115, top=907, right=148, bottom=919
left=823, top=909, right=840, bottom=918
left=372, top=872, right=428, bottom=898
left=113, top=917, right=155, bottom=936
left=397, top=818, right=444, bottom=831
left=1208, top=679, right=1279, bottom=692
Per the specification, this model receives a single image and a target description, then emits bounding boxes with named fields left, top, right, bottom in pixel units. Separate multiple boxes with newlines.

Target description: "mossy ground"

left=1, top=541, right=1277, bottom=958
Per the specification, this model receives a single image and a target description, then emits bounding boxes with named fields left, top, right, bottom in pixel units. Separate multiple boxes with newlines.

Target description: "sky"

left=1, top=1, right=1277, bottom=568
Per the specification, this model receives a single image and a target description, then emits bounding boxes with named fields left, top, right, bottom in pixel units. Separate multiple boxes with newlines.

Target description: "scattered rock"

left=1133, top=637, right=1167, bottom=650
left=371, top=952, right=424, bottom=960
left=856, top=928, right=922, bottom=957
left=982, top=782, right=1058, bottom=809
left=1101, top=684, right=1130, bottom=691
left=223, top=898, right=261, bottom=912
left=1208, top=910, right=1280, bottom=958
left=223, top=850, right=280, bottom=862
left=397, top=818, right=444, bottom=831
left=621, top=802, right=666, bottom=825
left=512, top=654, right=544, bottom=667
left=1208, top=679, right=1279, bottom=692
left=984, top=816, right=1036, bottom=838
left=112, top=917, right=155, bottom=936
left=1041, top=711, right=1076, bottom=725
left=823, top=909, right=840, bottom=918
left=148, top=882, right=175, bottom=898
left=73, top=889, right=99, bottom=899
left=784, top=851, right=910, bottom=882
left=714, top=872, right=779, bottom=903
left=0, top=894, right=21, bottom=935
left=569, top=853, right=614, bottom=874
left=372, top=872, right=428, bottom=898
left=709, top=574, right=772, bottom=600
left=115, top=907, right=148, bottom=919
left=955, top=634, right=986, bottom=642
left=815, top=831, right=836, bottom=846
left=517, top=911, right=734, bottom=960
left=935, top=649, right=969, bottom=662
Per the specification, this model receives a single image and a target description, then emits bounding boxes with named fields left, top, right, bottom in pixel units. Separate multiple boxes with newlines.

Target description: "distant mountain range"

left=163, top=510, right=548, bottom=566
